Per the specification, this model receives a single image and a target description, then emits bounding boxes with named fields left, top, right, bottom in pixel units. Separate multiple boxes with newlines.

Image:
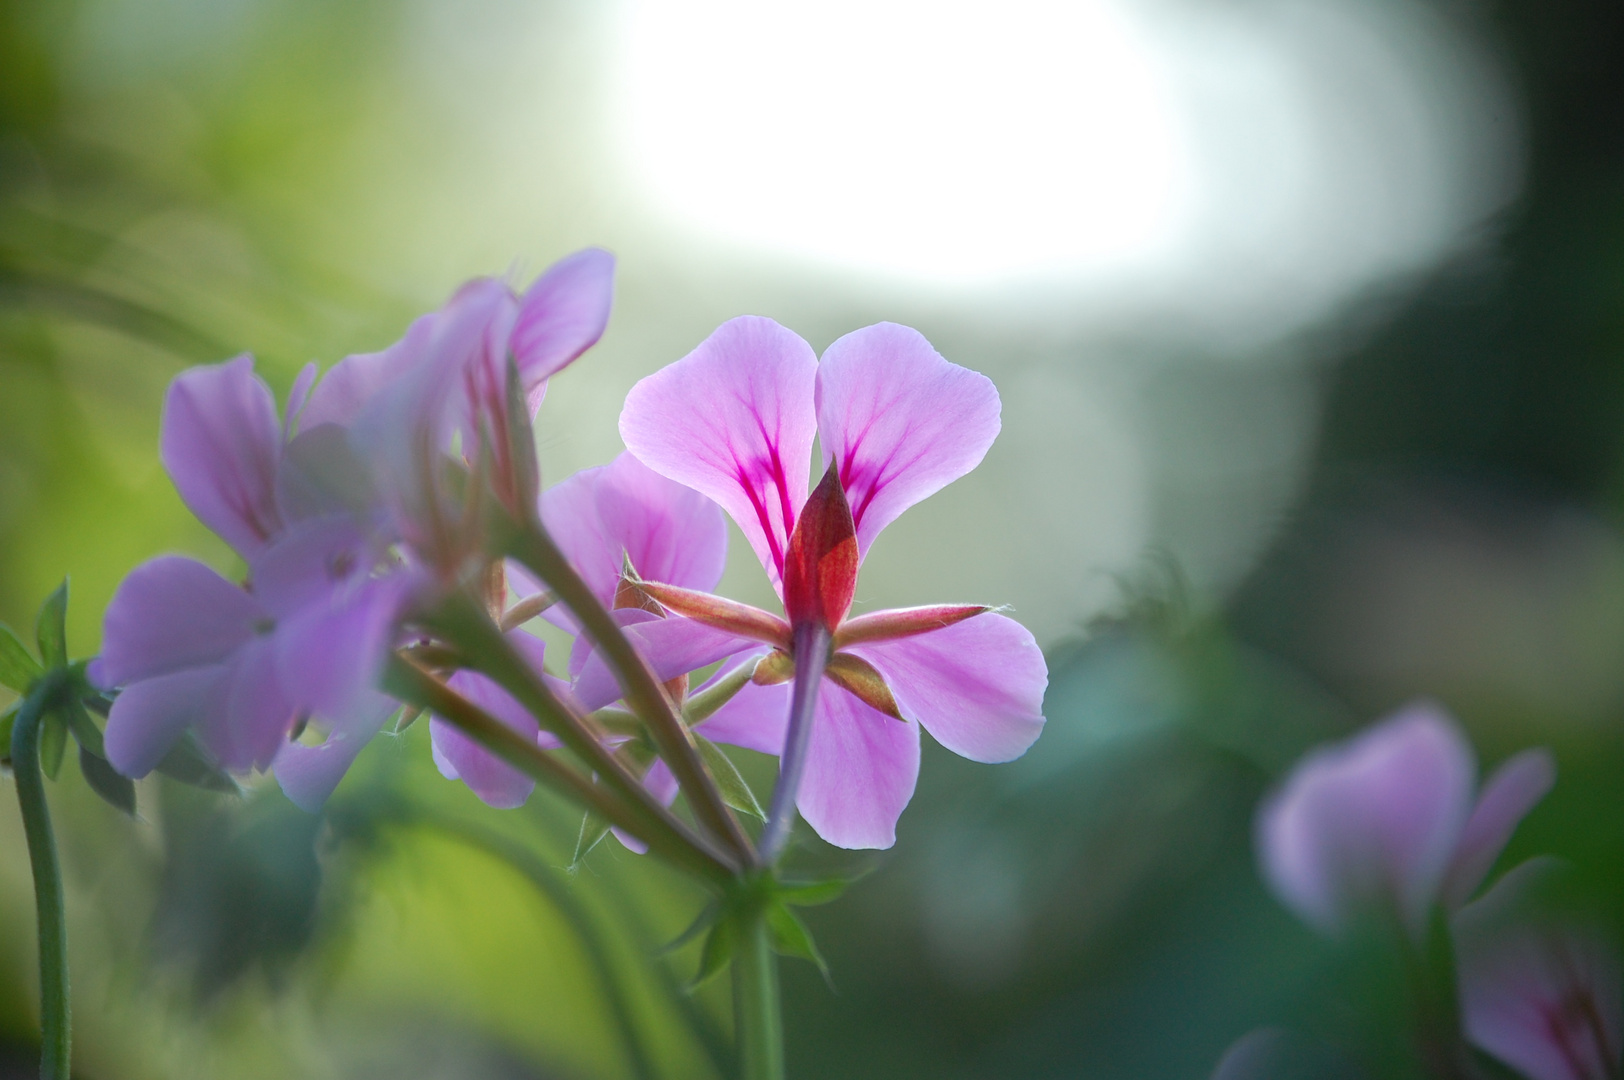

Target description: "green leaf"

left=766, top=902, right=829, bottom=981
left=0, top=624, right=42, bottom=692
left=154, top=732, right=240, bottom=794
left=38, top=711, right=67, bottom=780
left=572, top=811, right=613, bottom=868
left=695, top=734, right=765, bottom=820
left=776, top=878, right=851, bottom=907
left=689, top=919, right=736, bottom=992
left=79, top=746, right=137, bottom=817
left=661, top=900, right=721, bottom=956
left=36, top=581, right=68, bottom=670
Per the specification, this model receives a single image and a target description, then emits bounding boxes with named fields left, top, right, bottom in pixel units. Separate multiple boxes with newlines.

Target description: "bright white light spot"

left=617, top=0, right=1194, bottom=284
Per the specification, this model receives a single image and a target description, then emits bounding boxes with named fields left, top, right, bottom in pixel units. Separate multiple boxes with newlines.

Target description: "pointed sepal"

left=0, top=623, right=42, bottom=693
left=825, top=652, right=903, bottom=720
left=832, top=604, right=993, bottom=649
left=79, top=746, right=138, bottom=816
left=36, top=581, right=68, bottom=671
left=631, top=579, right=792, bottom=649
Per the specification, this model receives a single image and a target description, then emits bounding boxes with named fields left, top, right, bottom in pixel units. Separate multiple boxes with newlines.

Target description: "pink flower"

left=1454, top=859, right=1622, bottom=1080
left=618, top=316, right=1048, bottom=850
left=1256, top=701, right=1556, bottom=938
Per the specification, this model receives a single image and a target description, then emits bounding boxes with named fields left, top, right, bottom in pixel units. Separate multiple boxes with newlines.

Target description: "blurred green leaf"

left=35, top=580, right=67, bottom=669
left=61, top=695, right=105, bottom=757
left=0, top=699, right=17, bottom=763
left=39, top=710, right=66, bottom=779
left=776, top=878, right=851, bottom=907
left=696, top=734, right=764, bottom=820
left=79, top=745, right=137, bottom=816
left=766, top=902, right=828, bottom=980
left=0, top=622, right=41, bottom=691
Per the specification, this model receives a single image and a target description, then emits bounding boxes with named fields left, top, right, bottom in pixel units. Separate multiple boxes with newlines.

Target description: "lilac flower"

left=618, top=316, right=1048, bottom=850
left=1256, top=701, right=1555, bottom=937
left=1454, top=859, right=1622, bottom=1080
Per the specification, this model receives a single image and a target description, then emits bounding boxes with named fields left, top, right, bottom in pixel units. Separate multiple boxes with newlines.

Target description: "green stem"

left=383, top=655, right=732, bottom=887
left=733, top=905, right=784, bottom=1080
left=504, top=521, right=758, bottom=865
left=12, top=672, right=70, bottom=1080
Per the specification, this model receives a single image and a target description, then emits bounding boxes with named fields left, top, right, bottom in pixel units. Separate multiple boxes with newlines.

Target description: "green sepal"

left=38, top=711, right=67, bottom=779
left=35, top=581, right=68, bottom=670
left=775, top=878, right=852, bottom=907
left=766, top=901, right=829, bottom=981
left=572, top=812, right=613, bottom=868
left=689, top=919, right=736, bottom=992
left=0, top=699, right=18, bottom=764
left=0, top=623, right=42, bottom=692
left=694, top=734, right=765, bottom=820
left=502, top=354, right=540, bottom=519
left=60, top=695, right=105, bottom=758
left=78, top=746, right=137, bottom=816
left=154, top=732, right=241, bottom=794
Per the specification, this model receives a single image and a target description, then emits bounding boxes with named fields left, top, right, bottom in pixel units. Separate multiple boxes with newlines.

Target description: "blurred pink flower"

left=1455, top=859, right=1622, bottom=1080
left=618, top=316, right=1048, bottom=850
left=1256, top=700, right=1555, bottom=937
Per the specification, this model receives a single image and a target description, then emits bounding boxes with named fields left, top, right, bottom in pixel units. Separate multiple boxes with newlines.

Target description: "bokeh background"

left=2, top=0, right=1622, bottom=1076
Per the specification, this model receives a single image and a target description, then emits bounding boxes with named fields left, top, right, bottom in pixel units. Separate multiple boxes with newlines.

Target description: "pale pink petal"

left=620, top=316, right=818, bottom=590
left=1455, top=859, right=1623, bottom=1080
left=99, top=556, right=263, bottom=686
left=611, top=759, right=679, bottom=854
left=104, top=666, right=227, bottom=778
left=301, top=306, right=443, bottom=431
left=161, top=355, right=285, bottom=556
left=207, top=634, right=298, bottom=772
left=1255, top=702, right=1476, bottom=937
left=1442, top=748, right=1557, bottom=908
left=251, top=515, right=373, bottom=618
left=536, top=463, right=613, bottom=625
left=797, top=684, right=921, bottom=850
left=572, top=616, right=757, bottom=712
left=512, top=248, right=616, bottom=410
left=594, top=452, right=728, bottom=593
left=273, top=691, right=399, bottom=812
left=430, top=633, right=555, bottom=809
left=273, top=573, right=407, bottom=720
left=850, top=612, right=1045, bottom=764
left=815, top=324, right=1000, bottom=559
left=692, top=673, right=790, bottom=757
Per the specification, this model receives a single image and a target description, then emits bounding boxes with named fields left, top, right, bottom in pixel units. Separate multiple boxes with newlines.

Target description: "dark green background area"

left=2, top=0, right=1622, bottom=1077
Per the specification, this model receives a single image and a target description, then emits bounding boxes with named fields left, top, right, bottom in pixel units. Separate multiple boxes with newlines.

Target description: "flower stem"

left=383, top=654, right=733, bottom=887
left=11, top=672, right=70, bottom=1080
left=505, top=521, right=757, bottom=865
left=760, top=623, right=829, bottom=862
left=733, top=903, right=784, bottom=1080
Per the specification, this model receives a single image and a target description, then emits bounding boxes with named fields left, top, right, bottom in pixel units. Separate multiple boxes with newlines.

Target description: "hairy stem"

left=12, top=672, right=70, bottom=1080
left=733, top=904, right=784, bottom=1080
left=505, top=522, right=757, bottom=864
left=760, top=623, right=829, bottom=861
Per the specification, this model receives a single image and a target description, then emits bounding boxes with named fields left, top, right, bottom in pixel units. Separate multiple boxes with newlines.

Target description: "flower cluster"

left=1248, top=702, right=1619, bottom=1080
left=93, top=255, right=1049, bottom=856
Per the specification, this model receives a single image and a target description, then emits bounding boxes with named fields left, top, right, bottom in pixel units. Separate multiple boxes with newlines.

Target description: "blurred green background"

left=2, top=0, right=1623, bottom=1076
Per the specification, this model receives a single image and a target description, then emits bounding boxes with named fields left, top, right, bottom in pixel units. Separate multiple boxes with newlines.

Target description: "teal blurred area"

left=2, top=0, right=1623, bottom=1076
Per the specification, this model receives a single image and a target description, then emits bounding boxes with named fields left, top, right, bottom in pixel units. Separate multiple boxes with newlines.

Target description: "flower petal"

left=99, top=556, right=263, bottom=686
left=1256, top=702, right=1476, bottom=937
left=798, top=684, right=921, bottom=850
left=849, top=612, right=1045, bottom=763
left=572, top=615, right=759, bottom=712
left=620, top=316, right=817, bottom=590
left=161, top=355, right=285, bottom=556
left=512, top=248, right=616, bottom=409
left=692, top=672, right=789, bottom=756
left=430, top=633, right=555, bottom=809
left=1455, top=859, right=1623, bottom=1080
left=274, top=573, right=407, bottom=722
left=272, top=691, right=399, bottom=812
left=815, top=323, right=1000, bottom=559
left=104, top=666, right=226, bottom=778
left=611, top=758, right=680, bottom=855
left=1441, top=748, right=1557, bottom=909
left=208, top=634, right=298, bottom=772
